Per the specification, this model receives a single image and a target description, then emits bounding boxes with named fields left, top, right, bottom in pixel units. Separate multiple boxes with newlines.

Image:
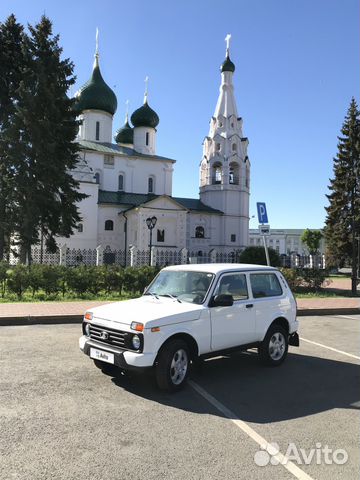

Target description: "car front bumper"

left=79, top=335, right=156, bottom=370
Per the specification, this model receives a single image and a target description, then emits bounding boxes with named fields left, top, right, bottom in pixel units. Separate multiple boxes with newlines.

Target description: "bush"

left=298, top=268, right=328, bottom=291
left=0, top=261, right=8, bottom=297
left=102, top=265, right=124, bottom=294
left=279, top=268, right=302, bottom=291
left=41, top=265, right=63, bottom=296
left=7, top=264, right=30, bottom=298
left=28, top=264, right=45, bottom=297
left=239, top=246, right=281, bottom=267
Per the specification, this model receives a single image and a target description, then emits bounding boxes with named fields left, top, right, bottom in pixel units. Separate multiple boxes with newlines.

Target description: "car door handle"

left=246, top=304, right=254, bottom=309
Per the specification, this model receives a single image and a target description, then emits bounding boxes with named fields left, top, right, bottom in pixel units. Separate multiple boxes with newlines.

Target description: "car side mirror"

left=211, top=294, right=234, bottom=307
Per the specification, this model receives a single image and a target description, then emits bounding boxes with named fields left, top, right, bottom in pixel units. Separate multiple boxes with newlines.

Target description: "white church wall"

left=78, top=110, right=113, bottom=143
left=97, top=205, right=124, bottom=250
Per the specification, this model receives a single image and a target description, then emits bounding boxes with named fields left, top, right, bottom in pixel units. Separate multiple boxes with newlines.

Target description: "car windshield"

left=145, top=270, right=214, bottom=304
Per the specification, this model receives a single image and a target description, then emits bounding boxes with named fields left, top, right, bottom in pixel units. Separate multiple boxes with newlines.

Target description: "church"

left=63, top=36, right=250, bottom=261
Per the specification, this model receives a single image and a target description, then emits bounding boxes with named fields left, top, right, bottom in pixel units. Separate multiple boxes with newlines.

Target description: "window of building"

left=218, top=121, right=223, bottom=128
left=96, top=121, right=100, bottom=141
left=148, top=176, right=154, bottom=193
left=245, top=167, right=250, bottom=188
left=250, top=273, right=283, bottom=298
left=212, top=163, right=222, bottom=184
left=118, top=174, right=124, bottom=191
left=216, top=143, right=221, bottom=151
left=146, top=132, right=149, bottom=146
left=229, top=162, right=239, bottom=185
left=94, top=172, right=100, bottom=184
left=231, top=234, right=236, bottom=242
left=232, top=143, right=237, bottom=151
left=157, top=229, right=165, bottom=242
left=195, top=226, right=205, bottom=238
left=105, top=220, right=114, bottom=231
left=77, top=223, right=83, bottom=233
left=104, top=155, right=114, bottom=166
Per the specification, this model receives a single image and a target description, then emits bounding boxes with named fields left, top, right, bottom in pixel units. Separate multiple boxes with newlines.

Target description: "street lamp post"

left=146, top=216, right=157, bottom=265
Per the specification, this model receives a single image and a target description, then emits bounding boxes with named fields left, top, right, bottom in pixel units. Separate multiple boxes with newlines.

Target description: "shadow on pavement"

left=110, top=351, right=360, bottom=424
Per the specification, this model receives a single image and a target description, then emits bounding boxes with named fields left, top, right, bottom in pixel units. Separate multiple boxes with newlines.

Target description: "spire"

left=144, top=76, right=149, bottom=104
left=225, top=33, right=231, bottom=57
left=94, top=27, right=99, bottom=68
left=221, top=33, right=235, bottom=73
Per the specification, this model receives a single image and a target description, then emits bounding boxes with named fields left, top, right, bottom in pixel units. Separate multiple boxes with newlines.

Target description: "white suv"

left=79, top=264, right=299, bottom=391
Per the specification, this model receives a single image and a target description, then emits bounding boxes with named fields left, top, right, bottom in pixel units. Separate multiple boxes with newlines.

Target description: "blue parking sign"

left=257, top=202, right=268, bottom=224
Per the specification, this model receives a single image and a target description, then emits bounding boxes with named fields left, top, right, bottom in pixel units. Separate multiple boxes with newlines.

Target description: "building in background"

left=249, top=229, right=325, bottom=255
left=57, top=36, right=250, bottom=257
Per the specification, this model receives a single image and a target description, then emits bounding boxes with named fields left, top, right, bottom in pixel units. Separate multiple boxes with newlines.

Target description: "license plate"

left=90, top=348, right=114, bottom=364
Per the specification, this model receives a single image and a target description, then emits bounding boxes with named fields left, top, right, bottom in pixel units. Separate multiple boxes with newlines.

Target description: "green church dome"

left=131, top=99, right=159, bottom=128
left=115, top=118, right=134, bottom=144
left=221, top=55, right=235, bottom=73
left=75, top=58, right=117, bottom=115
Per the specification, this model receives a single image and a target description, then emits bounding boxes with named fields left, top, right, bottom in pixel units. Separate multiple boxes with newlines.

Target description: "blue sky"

left=1, top=0, right=359, bottom=229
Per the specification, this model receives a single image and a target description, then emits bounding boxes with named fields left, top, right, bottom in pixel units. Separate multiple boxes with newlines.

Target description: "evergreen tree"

left=7, top=15, right=86, bottom=263
left=325, top=98, right=360, bottom=294
left=0, top=15, right=25, bottom=260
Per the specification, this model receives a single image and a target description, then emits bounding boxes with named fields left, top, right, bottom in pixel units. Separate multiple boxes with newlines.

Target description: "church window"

left=105, top=220, right=114, bottom=231
left=195, top=226, right=205, bottom=238
left=231, top=122, right=234, bottom=128
left=212, top=163, right=222, bottom=184
left=216, top=143, right=221, bottom=151
left=157, top=229, right=165, bottom=242
left=118, top=174, right=124, bottom=191
left=94, top=172, right=100, bottom=184
left=245, top=167, right=250, bottom=188
left=77, top=223, right=83, bottom=233
left=219, top=121, right=223, bottom=127
left=96, top=121, right=100, bottom=140
left=104, top=155, right=114, bottom=166
left=231, top=234, right=236, bottom=242
left=146, top=132, right=149, bottom=146
left=229, top=162, right=239, bottom=185
left=232, top=143, right=237, bottom=151
left=148, top=176, right=154, bottom=193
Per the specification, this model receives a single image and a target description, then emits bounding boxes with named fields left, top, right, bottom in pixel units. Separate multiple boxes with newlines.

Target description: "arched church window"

left=229, top=162, right=239, bottom=185
left=148, top=176, right=155, bottom=193
left=245, top=167, right=250, bottom=188
left=195, top=226, right=205, bottom=238
left=96, top=121, right=100, bottom=141
left=216, top=143, right=221, bottom=151
left=232, top=143, right=237, bottom=151
left=77, top=223, right=83, bottom=233
left=146, top=132, right=149, bottom=146
left=94, top=172, right=100, bottom=184
left=212, top=163, right=222, bottom=184
left=105, top=220, right=114, bottom=231
left=118, top=174, right=124, bottom=191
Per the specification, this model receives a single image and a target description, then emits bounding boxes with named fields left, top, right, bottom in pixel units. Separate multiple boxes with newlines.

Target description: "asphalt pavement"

left=1, top=314, right=359, bottom=480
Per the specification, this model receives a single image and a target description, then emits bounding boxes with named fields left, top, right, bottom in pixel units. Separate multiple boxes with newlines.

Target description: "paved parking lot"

left=1, top=315, right=359, bottom=480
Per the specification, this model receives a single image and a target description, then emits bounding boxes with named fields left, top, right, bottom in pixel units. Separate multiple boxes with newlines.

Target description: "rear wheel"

left=258, top=324, right=288, bottom=366
left=155, top=339, right=190, bottom=391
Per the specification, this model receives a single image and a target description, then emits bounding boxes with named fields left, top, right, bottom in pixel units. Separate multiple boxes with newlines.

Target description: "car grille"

left=89, top=323, right=127, bottom=348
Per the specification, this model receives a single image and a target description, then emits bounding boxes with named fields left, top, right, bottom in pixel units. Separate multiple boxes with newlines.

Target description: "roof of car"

left=163, top=263, right=278, bottom=274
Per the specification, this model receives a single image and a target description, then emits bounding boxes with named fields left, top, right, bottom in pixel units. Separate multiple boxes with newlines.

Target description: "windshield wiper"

left=144, top=292, right=159, bottom=299
left=160, top=294, right=182, bottom=303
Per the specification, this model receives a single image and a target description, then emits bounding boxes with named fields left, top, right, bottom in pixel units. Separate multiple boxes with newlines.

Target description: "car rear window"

left=250, top=273, right=283, bottom=298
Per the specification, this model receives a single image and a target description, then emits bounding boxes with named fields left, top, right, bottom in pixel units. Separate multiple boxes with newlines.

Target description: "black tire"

left=93, top=359, right=118, bottom=376
left=155, top=339, right=190, bottom=392
left=258, top=324, right=288, bottom=366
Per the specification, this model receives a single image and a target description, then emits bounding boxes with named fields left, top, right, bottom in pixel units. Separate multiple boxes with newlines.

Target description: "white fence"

left=3, top=245, right=326, bottom=269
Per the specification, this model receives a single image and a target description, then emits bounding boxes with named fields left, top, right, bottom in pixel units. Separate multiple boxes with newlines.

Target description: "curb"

left=0, top=315, right=82, bottom=326
left=0, top=309, right=359, bottom=326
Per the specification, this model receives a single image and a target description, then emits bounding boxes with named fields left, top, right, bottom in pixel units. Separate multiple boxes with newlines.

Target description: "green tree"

left=301, top=229, right=323, bottom=255
left=7, top=15, right=86, bottom=263
left=324, top=98, right=360, bottom=295
left=239, top=246, right=281, bottom=267
left=0, top=15, right=25, bottom=260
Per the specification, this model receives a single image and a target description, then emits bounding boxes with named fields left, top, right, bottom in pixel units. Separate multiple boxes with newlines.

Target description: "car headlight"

left=85, top=323, right=91, bottom=337
left=132, top=335, right=141, bottom=350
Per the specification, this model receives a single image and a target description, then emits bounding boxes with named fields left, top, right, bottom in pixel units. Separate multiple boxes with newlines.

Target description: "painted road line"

left=300, top=338, right=360, bottom=360
left=189, top=380, right=314, bottom=480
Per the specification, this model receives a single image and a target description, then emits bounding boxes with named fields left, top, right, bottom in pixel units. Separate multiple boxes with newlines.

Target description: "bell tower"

left=199, top=35, right=250, bottom=250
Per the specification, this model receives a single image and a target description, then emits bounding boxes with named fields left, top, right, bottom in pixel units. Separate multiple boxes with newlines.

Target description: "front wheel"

left=155, top=340, right=190, bottom=391
left=258, top=324, right=288, bottom=366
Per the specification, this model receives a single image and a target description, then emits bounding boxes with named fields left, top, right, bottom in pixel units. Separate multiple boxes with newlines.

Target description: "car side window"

left=215, top=273, right=248, bottom=301
left=250, top=273, right=283, bottom=298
